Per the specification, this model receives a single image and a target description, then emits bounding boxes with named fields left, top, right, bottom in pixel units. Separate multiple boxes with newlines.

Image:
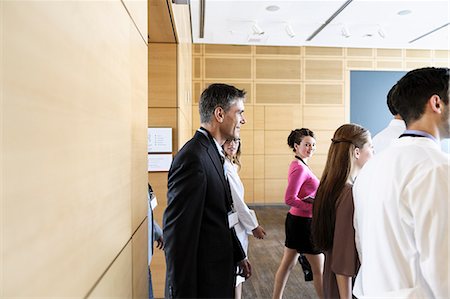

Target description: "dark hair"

left=387, top=84, right=398, bottom=116
left=199, top=83, right=246, bottom=123
left=312, top=124, right=370, bottom=251
left=392, top=67, right=449, bottom=125
left=287, top=128, right=315, bottom=152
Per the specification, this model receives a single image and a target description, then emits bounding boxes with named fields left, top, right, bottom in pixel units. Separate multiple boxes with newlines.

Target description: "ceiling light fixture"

left=285, top=23, right=295, bottom=38
left=378, top=27, right=386, bottom=38
left=397, top=9, right=412, bottom=16
left=252, top=22, right=265, bottom=35
left=266, top=5, right=280, bottom=12
left=341, top=25, right=351, bottom=38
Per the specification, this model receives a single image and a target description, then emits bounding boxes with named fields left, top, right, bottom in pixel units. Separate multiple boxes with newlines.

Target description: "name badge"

left=228, top=211, right=238, bottom=228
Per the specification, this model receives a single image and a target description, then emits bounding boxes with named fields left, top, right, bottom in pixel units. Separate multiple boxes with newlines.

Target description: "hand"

left=237, top=259, right=252, bottom=279
left=155, top=236, right=164, bottom=250
left=252, top=226, right=266, bottom=239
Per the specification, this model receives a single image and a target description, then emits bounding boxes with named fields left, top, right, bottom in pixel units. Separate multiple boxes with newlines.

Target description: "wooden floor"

left=242, top=206, right=317, bottom=299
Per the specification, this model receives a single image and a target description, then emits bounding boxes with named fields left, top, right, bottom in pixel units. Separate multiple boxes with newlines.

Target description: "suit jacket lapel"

left=195, top=131, right=232, bottom=205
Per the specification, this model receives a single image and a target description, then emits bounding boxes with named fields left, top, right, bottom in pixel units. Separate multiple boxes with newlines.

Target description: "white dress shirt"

left=353, top=136, right=449, bottom=298
left=372, top=119, right=406, bottom=154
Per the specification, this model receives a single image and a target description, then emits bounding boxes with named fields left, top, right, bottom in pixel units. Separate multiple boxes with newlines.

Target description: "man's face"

left=221, top=99, right=246, bottom=141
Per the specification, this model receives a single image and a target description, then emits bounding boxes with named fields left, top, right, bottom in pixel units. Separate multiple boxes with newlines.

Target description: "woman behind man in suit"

left=273, top=128, right=324, bottom=299
left=223, top=137, right=266, bottom=299
left=312, top=124, right=373, bottom=299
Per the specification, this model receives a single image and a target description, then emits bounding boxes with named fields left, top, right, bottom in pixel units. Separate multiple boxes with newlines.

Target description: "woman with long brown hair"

left=312, top=124, right=373, bottom=299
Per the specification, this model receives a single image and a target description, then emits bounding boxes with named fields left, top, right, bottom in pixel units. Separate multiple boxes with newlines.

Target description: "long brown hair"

left=312, top=124, right=370, bottom=251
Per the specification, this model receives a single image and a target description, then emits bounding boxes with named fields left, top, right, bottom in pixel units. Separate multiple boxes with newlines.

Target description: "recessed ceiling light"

left=397, top=9, right=412, bottom=16
left=266, top=5, right=280, bottom=12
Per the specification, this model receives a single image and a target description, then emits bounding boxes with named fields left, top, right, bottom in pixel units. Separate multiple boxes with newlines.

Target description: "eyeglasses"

left=226, top=138, right=240, bottom=143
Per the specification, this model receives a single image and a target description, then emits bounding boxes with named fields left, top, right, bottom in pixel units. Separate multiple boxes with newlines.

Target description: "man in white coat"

left=353, top=67, right=449, bottom=299
left=372, top=84, right=406, bottom=154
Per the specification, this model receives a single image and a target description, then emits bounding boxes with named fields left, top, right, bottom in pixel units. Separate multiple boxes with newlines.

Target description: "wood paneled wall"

left=1, top=1, right=148, bottom=297
left=192, top=44, right=450, bottom=205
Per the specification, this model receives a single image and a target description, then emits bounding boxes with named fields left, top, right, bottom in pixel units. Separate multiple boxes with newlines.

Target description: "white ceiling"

left=189, top=0, right=450, bottom=50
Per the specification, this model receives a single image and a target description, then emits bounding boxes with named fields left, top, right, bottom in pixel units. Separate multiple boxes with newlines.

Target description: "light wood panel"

left=148, top=0, right=176, bottom=42
left=2, top=1, right=146, bottom=296
left=264, top=155, right=292, bottom=179
left=264, top=179, right=288, bottom=203
left=253, top=106, right=265, bottom=130
left=347, top=60, right=373, bottom=69
left=376, top=60, right=403, bottom=69
left=303, top=106, right=346, bottom=131
left=255, top=58, right=301, bottom=80
left=376, top=48, right=403, bottom=58
left=254, top=179, right=265, bottom=204
left=132, top=223, right=149, bottom=299
left=255, top=83, right=301, bottom=104
left=256, top=46, right=301, bottom=55
left=88, top=244, right=133, bottom=298
left=405, top=49, right=432, bottom=59
left=205, top=57, right=252, bottom=79
left=347, top=48, right=373, bottom=57
left=253, top=131, right=265, bottom=155
left=240, top=130, right=254, bottom=154
left=123, top=0, right=147, bottom=42
left=253, top=155, right=265, bottom=179
left=149, top=43, right=177, bottom=107
left=241, top=178, right=255, bottom=204
left=304, top=83, right=342, bottom=104
left=240, top=155, right=254, bottom=179
left=148, top=108, right=177, bottom=128
left=305, top=47, right=343, bottom=56
left=203, top=81, right=253, bottom=104
left=304, top=59, right=343, bottom=80
left=264, top=106, right=302, bottom=131
left=205, top=44, right=252, bottom=55
left=264, top=131, right=292, bottom=155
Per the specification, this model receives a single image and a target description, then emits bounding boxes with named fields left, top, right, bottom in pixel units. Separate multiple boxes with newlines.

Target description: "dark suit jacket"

left=163, top=130, right=246, bottom=299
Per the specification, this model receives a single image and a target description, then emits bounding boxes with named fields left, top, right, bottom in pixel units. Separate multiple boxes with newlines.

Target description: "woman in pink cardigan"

left=272, top=128, right=324, bottom=299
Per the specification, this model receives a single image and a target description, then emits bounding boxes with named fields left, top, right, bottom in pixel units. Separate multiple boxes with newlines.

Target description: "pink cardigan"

left=284, top=159, right=319, bottom=218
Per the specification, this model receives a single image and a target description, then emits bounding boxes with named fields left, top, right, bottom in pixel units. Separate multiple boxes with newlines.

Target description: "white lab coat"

left=372, top=119, right=406, bottom=154
left=224, top=158, right=259, bottom=285
left=353, top=136, right=449, bottom=299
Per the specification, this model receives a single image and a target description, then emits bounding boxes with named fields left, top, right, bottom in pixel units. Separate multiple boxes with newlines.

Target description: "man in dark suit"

left=163, top=83, right=251, bottom=299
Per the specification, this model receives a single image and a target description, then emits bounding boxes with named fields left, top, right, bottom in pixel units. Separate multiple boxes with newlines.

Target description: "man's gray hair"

left=199, top=83, right=246, bottom=123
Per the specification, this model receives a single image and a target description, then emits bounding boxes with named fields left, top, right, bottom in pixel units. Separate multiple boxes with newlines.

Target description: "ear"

left=354, top=147, right=360, bottom=159
left=214, top=106, right=225, bottom=123
left=430, top=95, right=443, bottom=114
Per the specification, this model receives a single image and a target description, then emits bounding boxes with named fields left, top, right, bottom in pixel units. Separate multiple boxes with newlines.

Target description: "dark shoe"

left=298, top=254, right=313, bottom=281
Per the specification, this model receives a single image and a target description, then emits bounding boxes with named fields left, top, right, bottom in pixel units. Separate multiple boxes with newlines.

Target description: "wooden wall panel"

left=405, top=49, right=432, bottom=59
left=149, top=43, right=177, bottom=107
left=376, top=48, right=403, bottom=58
left=123, top=0, right=147, bottom=42
left=303, top=106, right=345, bottom=130
left=253, top=155, right=265, bottom=179
left=347, top=60, right=373, bottom=69
left=265, top=155, right=292, bottom=179
left=254, top=179, right=265, bottom=204
left=88, top=244, right=133, bottom=298
left=241, top=179, right=255, bottom=204
left=240, top=155, right=254, bottom=179
left=347, top=48, right=373, bottom=57
left=376, top=60, right=403, bottom=69
left=148, top=108, right=177, bottom=128
left=2, top=1, right=147, bottom=296
left=313, top=130, right=334, bottom=155
left=205, top=58, right=251, bottom=79
left=264, top=131, right=291, bottom=155
left=132, top=223, right=149, bottom=299
left=305, top=59, right=343, bottom=80
left=148, top=0, right=176, bottom=42
left=304, top=84, right=342, bottom=104
left=240, top=130, right=254, bottom=154
left=305, top=47, right=343, bottom=56
left=253, top=106, right=265, bottom=130
left=255, top=83, right=301, bottom=104
left=265, top=179, right=287, bottom=203
left=256, top=46, right=301, bottom=55
left=255, top=58, right=301, bottom=80
left=264, top=106, right=302, bottom=131
left=253, top=131, right=265, bottom=155
left=205, top=44, right=252, bottom=55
